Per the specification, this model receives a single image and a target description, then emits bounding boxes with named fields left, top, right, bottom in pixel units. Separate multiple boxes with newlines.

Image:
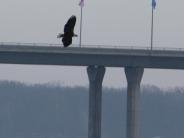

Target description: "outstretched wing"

left=64, top=15, right=76, bottom=34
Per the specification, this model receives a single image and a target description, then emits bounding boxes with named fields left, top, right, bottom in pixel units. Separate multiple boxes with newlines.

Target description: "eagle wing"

left=64, top=15, right=76, bottom=34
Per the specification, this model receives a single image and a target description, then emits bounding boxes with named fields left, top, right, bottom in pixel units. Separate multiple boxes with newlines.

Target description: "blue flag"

left=152, top=0, right=156, bottom=9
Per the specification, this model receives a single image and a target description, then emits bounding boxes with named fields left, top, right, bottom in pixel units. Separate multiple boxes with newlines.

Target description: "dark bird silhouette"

left=57, top=15, right=78, bottom=47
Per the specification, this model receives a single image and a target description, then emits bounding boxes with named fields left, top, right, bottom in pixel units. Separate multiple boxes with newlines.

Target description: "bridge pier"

left=87, top=65, right=106, bottom=138
left=125, top=67, right=144, bottom=138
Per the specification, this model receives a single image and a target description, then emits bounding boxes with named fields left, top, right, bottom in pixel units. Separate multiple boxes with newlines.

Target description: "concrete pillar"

left=125, top=67, right=144, bottom=138
left=87, top=65, right=106, bottom=138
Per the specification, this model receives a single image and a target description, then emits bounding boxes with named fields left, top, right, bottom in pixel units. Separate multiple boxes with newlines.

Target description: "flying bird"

left=57, top=15, right=78, bottom=47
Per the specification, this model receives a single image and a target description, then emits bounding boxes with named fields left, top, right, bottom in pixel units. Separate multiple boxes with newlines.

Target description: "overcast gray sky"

left=0, top=0, right=184, bottom=88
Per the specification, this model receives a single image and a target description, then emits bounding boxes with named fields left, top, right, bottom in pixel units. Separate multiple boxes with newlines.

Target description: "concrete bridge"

left=1, top=43, right=184, bottom=138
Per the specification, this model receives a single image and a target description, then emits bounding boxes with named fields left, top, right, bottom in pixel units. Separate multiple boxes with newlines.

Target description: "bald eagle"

left=57, top=15, right=77, bottom=47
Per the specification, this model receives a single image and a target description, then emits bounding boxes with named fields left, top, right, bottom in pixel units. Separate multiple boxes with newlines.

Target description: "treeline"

left=0, top=81, right=184, bottom=138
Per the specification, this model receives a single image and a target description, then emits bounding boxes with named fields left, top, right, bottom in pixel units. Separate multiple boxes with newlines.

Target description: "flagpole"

left=79, top=6, right=83, bottom=48
left=151, top=5, right=154, bottom=51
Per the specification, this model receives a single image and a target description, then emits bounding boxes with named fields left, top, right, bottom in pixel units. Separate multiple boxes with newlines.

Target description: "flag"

left=79, top=0, right=84, bottom=7
left=152, top=0, right=156, bottom=9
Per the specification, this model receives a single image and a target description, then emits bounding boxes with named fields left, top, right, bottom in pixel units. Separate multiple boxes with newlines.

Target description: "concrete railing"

left=0, top=42, right=184, bottom=52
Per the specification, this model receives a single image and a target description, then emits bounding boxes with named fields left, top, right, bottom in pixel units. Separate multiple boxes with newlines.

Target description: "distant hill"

left=0, top=81, right=184, bottom=138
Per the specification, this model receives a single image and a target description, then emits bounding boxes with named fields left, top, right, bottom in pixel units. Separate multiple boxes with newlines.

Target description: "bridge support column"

left=125, top=67, right=144, bottom=138
left=87, top=66, right=106, bottom=138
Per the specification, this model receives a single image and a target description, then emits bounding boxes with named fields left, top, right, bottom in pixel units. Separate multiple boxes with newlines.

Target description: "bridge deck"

left=0, top=44, right=184, bottom=69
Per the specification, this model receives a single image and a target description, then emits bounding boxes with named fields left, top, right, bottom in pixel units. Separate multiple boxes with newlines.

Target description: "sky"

left=0, top=0, right=184, bottom=88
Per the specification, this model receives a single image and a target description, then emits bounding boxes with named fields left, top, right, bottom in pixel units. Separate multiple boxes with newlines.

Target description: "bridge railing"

left=0, top=42, right=62, bottom=47
left=83, top=44, right=184, bottom=51
left=0, top=42, right=184, bottom=52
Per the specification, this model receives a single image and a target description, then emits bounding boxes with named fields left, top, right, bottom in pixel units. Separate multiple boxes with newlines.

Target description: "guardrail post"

left=87, top=65, right=106, bottom=138
left=125, top=67, right=144, bottom=138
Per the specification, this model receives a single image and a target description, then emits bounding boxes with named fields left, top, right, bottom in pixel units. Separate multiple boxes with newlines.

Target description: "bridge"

left=1, top=42, right=184, bottom=138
